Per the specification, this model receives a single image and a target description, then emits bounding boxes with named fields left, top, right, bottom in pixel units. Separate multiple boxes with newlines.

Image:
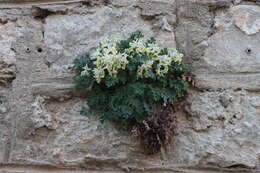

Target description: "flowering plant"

left=73, top=31, right=192, bottom=154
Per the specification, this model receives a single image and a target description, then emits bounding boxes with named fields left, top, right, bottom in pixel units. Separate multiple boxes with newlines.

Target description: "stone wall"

left=0, top=0, right=260, bottom=172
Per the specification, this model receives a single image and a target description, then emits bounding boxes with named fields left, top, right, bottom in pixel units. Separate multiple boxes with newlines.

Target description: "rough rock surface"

left=0, top=0, right=259, bottom=173
left=232, top=5, right=260, bottom=35
left=180, top=90, right=260, bottom=168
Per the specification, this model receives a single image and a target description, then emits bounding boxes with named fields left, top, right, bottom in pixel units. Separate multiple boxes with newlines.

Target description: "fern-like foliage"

left=73, top=31, right=192, bottom=153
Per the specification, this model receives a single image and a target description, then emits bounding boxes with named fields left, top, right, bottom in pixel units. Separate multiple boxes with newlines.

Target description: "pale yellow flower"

left=90, top=35, right=129, bottom=83
left=168, top=48, right=183, bottom=63
left=81, top=64, right=91, bottom=76
left=137, top=60, right=154, bottom=78
left=86, top=34, right=184, bottom=82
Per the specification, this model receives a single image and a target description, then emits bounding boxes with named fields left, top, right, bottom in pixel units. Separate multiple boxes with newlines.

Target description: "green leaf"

left=72, top=31, right=192, bottom=132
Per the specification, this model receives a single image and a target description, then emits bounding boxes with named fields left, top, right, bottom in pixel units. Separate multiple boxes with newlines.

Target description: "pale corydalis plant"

left=81, top=34, right=184, bottom=83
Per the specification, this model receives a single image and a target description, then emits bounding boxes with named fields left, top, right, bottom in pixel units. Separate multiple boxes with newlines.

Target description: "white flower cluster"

left=155, top=48, right=183, bottom=77
left=126, top=39, right=183, bottom=78
left=128, top=38, right=161, bottom=55
left=81, top=35, right=184, bottom=82
left=81, top=36, right=128, bottom=83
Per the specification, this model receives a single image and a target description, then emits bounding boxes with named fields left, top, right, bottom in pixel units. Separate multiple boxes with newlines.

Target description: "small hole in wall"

left=25, top=48, right=31, bottom=53
left=245, top=48, right=252, bottom=55
left=37, top=47, right=43, bottom=53
left=11, top=47, right=16, bottom=52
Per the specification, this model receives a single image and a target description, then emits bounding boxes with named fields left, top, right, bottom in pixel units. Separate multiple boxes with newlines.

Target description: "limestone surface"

left=0, top=0, right=259, bottom=172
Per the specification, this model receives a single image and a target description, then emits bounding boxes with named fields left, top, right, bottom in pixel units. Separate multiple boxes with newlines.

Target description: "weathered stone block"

left=232, top=5, right=260, bottom=35
left=177, top=90, right=260, bottom=168
left=0, top=0, right=259, bottom=172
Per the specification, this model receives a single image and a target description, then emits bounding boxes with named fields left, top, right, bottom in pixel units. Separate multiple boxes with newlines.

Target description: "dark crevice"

left=140, top=14, right=158, bottom=21
left=10, top=47, right=16, bottom=53
left=104, top=0, right=110, bottom=6
left=0, top=16, right=18, bottom=24
left=226, top=164, right=252, bottom=169
left=32, top=7, right=55, bottom=20
left=0, top=18, right=8, bottom=25
left=208, top=1, right=232, bottom=11
left=42, top=30, right=45, bottom=39
left=0, top=63, right=16, bottom=87
left=31, top=6, right=68, bottom=21
left=244, top=0, right=260, bottom=3
left=208, top=9, right=217, bottom=38
left=81, top=0, right=110, bottom=7
left=81, top=0, right=92, bottom=6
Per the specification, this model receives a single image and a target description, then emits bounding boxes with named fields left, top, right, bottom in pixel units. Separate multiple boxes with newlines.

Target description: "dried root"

left=133, top=103, right=178, bottom=154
